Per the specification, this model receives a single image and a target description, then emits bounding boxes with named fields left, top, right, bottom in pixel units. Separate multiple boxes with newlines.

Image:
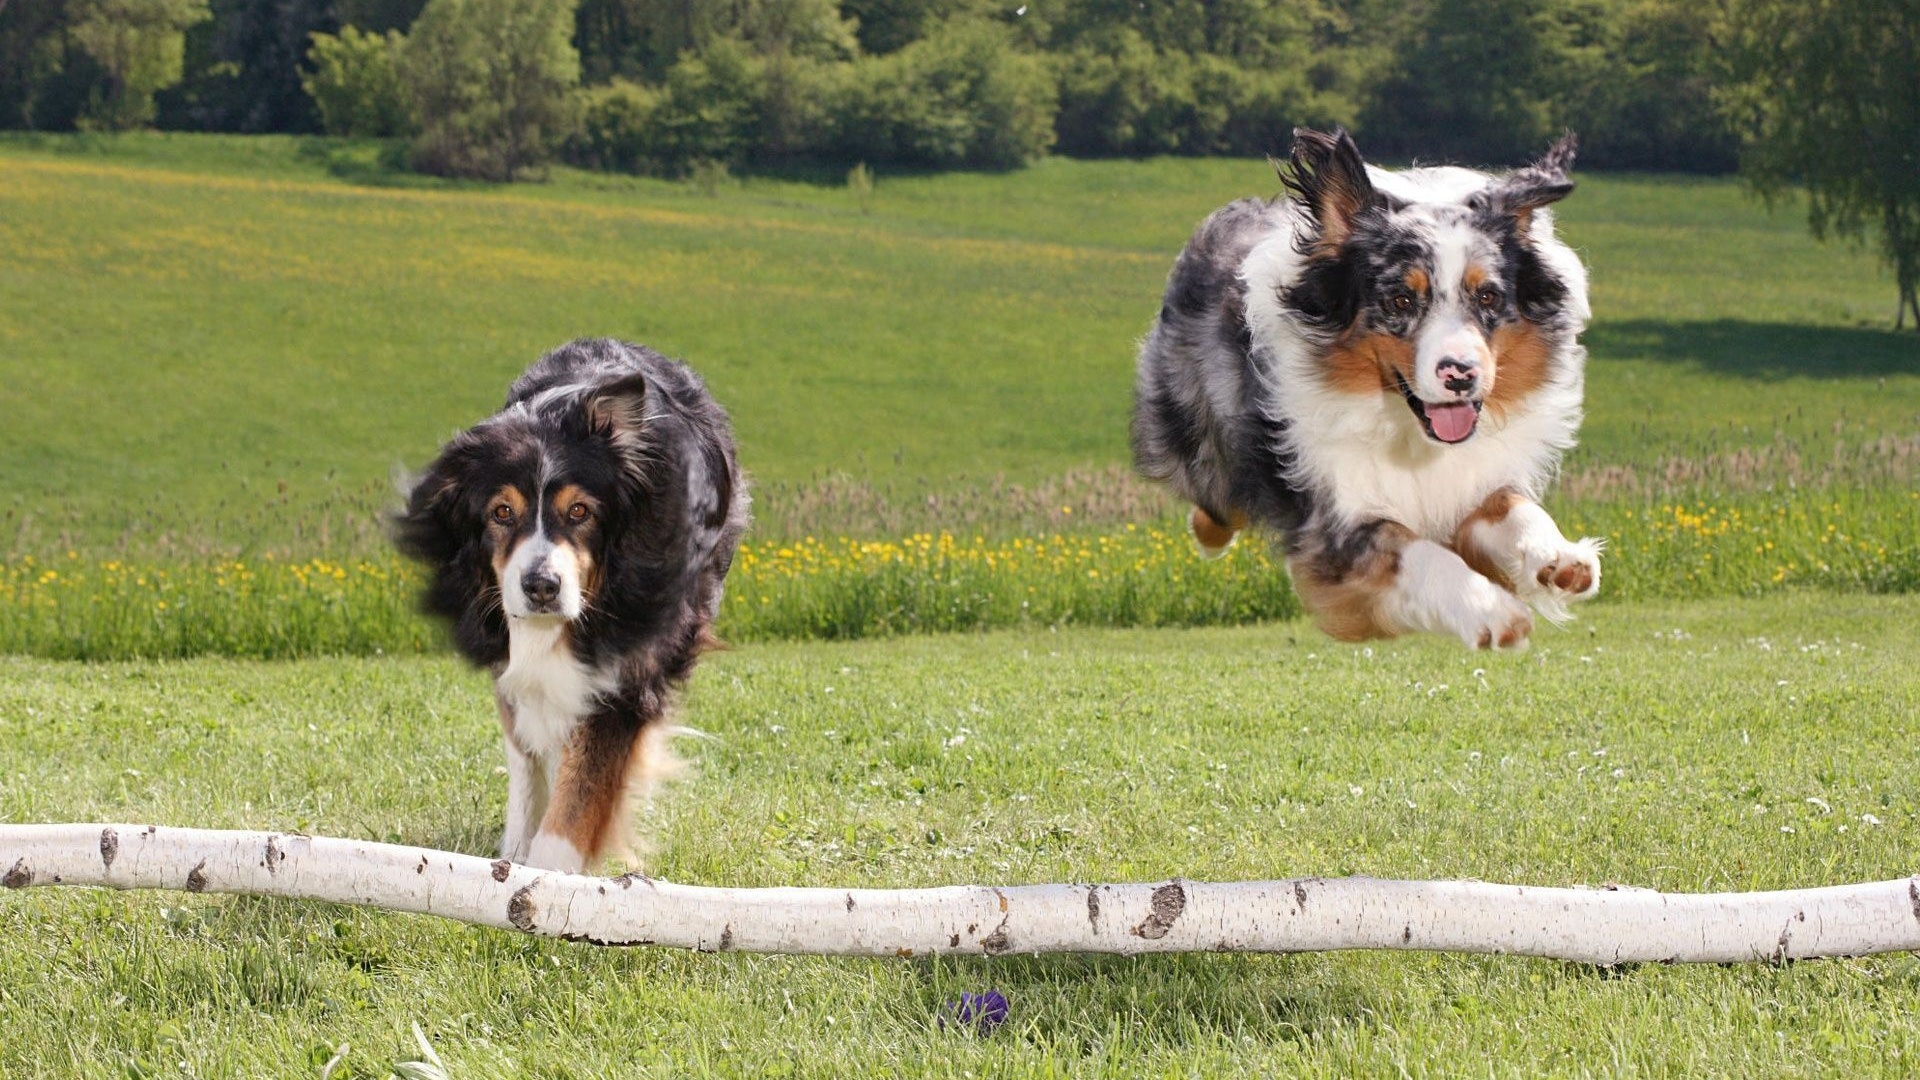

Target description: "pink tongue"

left=1425, top=402, right=1478, bottom=443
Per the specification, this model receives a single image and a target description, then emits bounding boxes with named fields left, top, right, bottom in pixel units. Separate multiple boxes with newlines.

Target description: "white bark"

left=4, top=823, right=1918, bottom=965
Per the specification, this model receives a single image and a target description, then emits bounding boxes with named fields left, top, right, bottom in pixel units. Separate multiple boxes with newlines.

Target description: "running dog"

left=1133, top=128, right=1601, bottom=649
left=395, top=338, right=747, bottom=872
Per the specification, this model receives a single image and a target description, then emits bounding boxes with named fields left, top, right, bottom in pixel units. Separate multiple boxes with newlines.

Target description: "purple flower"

left=941, top=990, right=1010, bottom=1034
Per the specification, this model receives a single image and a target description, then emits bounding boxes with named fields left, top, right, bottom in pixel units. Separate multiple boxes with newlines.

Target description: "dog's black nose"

left=521, top=571, right=560, bottom=607
left=1437, top=357, right=1480, bottom=396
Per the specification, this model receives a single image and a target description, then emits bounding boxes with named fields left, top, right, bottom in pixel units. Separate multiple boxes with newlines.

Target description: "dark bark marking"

left=99, top=828, right=118, bottom=870
left=980, top=918, right=1012, bottom=954
left=508, top=883, right=537, bottom=931
left=1133, top=882, right=1187, bottom=940
left=491, top=859, right=513, bottom=883
left=949, top=933, right=962, bottom=948
left=1403, top=924, right=1412, bottom=943
left=1909, top=881, right=1920, bottom=924
left=846, top=893, right=856, bottom=912
left=1087, top=886, right=1102, bottom=932
left=2, top=859, right=30, bottom=888
left=719, top=924, right=734, bottom=951
left=185, top=860, right=209, bottom=892
left=263, top=836, right=285, bottom=875
left=1294, top=881, right=1309, bottom=912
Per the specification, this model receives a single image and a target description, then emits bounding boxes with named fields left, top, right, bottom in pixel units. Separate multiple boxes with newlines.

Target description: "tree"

left=1718, top=0, right=1920, bottom=330
left=400, top=0, right=582, bottom=180
left=303, top=24, right=409, bottom=136
left=67, top=0, right=209, bottom=129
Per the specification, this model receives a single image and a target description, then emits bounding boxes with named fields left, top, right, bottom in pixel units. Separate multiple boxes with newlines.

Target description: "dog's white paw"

left=1449, top=574, right=1534, bottom=651
left=1518, top=537, right=1604, bottom=623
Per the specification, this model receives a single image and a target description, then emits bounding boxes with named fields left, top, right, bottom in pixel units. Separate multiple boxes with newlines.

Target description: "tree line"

left=1, top=0, right=1740, bottom=173
left=1, top=0, right=1913, bottom=324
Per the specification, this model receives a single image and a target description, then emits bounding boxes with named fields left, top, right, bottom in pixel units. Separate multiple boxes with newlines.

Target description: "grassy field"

left=4, top=593, right=1920, bottom=1076
left=2, top=132, right=1916, bottom=656
left=3, top=133, right=1916, bottom=554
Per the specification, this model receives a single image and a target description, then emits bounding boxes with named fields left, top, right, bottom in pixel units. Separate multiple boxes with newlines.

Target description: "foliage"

left=567, top=75, right=661, bottom=172
left=66, top=0, right=210, bottom=129
left=399, top=0, right=581, bottom=180
left=163, top=0, right=335, bottom=133
left=1716, top=0, right=1920, bottom=329
left=302, top=25, right=408, bottom=137
left=830, top=18, right=1055, bottom=168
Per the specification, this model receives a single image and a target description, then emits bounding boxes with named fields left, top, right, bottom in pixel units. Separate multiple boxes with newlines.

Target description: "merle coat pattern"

left=1133, top=129, right=1602, bottom=649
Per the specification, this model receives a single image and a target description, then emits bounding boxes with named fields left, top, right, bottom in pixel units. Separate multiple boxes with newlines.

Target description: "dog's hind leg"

left=1189, top=505, right=1247, bottom=560
left=1290, top=518, right=1534, bottom=650
left=526, top=716, right=648, bottom=874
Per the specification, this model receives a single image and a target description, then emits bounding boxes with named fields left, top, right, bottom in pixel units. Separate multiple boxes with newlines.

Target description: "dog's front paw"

left=1451, top=575, right=1534, bottom=651
left=1519, top=537, right=1603, bottom=622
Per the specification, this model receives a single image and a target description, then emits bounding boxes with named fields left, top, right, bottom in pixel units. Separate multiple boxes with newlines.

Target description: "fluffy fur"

left=1133, top=128, right=1603, bottom=649
left=394, top=338, right=748, bottom=872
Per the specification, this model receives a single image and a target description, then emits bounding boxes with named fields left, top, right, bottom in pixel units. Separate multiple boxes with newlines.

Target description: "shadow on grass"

left=1588, top=319, right=1919, bottom=379
left=913, top=952, right=1374, bottom=1047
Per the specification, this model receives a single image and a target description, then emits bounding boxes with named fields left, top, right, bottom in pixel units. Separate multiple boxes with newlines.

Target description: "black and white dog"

left=395, top=339, right=747, bottom=872
left=1133, top=128, right=1601, bottom=649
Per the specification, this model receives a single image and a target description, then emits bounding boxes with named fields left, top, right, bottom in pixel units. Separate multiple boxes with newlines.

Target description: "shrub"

left=568, top=77, right=662, bottom=173
left=399, top=0, right=581, bottom=181
left=830, top=19, right=1054, bottom=169
left=302, top=27, right=410, bottom=138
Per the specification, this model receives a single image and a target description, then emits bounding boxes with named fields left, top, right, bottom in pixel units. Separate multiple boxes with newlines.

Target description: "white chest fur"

left=496, top=618, right=617, bottom=757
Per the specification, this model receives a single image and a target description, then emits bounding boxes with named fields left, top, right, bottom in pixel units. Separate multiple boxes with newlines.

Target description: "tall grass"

left=4, top=486, right=1912, bottom=660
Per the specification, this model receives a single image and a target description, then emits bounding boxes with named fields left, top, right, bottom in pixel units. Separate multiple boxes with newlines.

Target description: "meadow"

left=3, top=134, right=1920, bottom=1076
left=1, top=133, right=1916, bottom=657
left=5, top=593, right=1920, bottom=1076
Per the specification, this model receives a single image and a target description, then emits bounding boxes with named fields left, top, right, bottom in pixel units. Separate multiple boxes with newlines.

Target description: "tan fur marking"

left=1463, top=264, right=1491, bottom=293
left=1191, top=506, right=1246, bottom=549
left=487, top=486, right=530, bottom=578
left=1288, top=523, right=1416, bottom=642
left=1324, top=330, right=1412, bottom=396
left=1486, top=320, right=1553, bottom=416
left=1404, top=267, right=1430, bottom=297
left=1453, top=488, right=1527, bottom=592
left=545, top=722, right=646, bottom=863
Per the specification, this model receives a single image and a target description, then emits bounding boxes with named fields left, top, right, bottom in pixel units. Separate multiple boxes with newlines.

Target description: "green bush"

left=302, top=27, right=410, bottom=138
left=399, top=0, right=581, bottom=181
left=568, top=77, right=662, bottom=172
left=830, top=19, right=1055, bottom=169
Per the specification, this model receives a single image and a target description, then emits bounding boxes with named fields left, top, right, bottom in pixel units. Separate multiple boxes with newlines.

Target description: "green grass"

left=4, top=592, right=1920, bottom=1076
left=3, top=133, right=1916, bottom=554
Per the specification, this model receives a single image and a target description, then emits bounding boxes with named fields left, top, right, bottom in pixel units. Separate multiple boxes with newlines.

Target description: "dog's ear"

left=1476, top=132, right=1577, bottom=236
left=585, top=373, right=650, bottom=460
left=391, top=432, right=484, bottom=568
left=1280, top=127, right=1377, bottom=254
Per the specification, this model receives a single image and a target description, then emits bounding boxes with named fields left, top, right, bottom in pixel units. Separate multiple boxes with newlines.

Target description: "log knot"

left=2, top=859, right=30, bottom=889
left=507, top=883, right=537, bottom=932
left=185, top=860, right=209, bottom=892
left=1133, top=881, right=1187, bottom=940
left=99, top=829, right=119, bottom=870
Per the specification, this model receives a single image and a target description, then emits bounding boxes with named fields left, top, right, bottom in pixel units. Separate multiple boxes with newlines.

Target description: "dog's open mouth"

left=1394, top=373, right=1483, bottom=445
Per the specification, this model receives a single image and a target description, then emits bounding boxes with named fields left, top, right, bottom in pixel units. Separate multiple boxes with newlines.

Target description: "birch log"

left=4, top=823, right=1919, bottom=965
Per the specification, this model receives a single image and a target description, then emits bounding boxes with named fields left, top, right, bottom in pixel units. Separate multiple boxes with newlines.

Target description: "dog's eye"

left=489, top=504, right=515, bottom=526
left=566, top=502, right=591, bottom=523
left=1477, top=287, right=1502, bottom=309
left=1390, top=293, right=1414, bottom=313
